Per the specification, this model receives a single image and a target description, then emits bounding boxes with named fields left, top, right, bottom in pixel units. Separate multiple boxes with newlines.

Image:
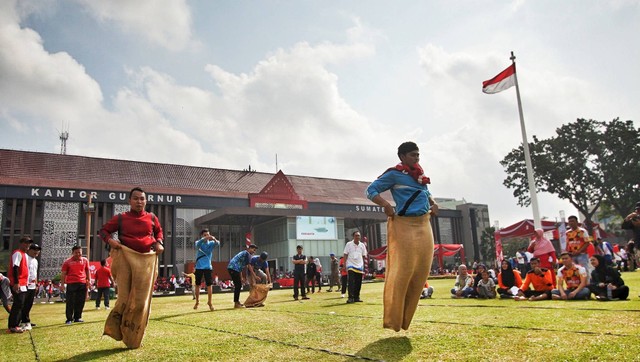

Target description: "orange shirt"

left=498, top=269, right=523, bottom=289
left=558, top=264, right=586, bottom=289
left=566, top=227, right=589, bottom=254
left=520, top=268, right=554, bottom=292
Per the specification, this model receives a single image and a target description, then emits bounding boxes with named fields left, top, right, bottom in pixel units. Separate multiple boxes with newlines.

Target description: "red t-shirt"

left=62, top=257, right=89, bottom=284
left=95, top=266, right=112, bottom=288
left=99, top=210, right=163, bottom=253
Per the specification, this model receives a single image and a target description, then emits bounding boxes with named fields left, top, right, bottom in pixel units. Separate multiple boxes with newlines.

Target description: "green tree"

left=501, top=237, right=529, bottom=260
left=597, top=118, right=640, bottom=216
left=480, top=227, right=496, bottom=266
left=501, top=118, right=605, bottom=231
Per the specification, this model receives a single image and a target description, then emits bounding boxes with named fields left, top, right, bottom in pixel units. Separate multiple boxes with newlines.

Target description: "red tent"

left=369, top=245, right=388, bottom=260
left=368, top=243, right=465, bottom=270
left=496, top=219, right=557, bottom=239
left=494, top=219, right=557, bottom=265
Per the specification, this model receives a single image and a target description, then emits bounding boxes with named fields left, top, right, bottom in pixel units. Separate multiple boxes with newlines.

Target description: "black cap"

left=29, top=244, right=42, bottom=250
left=248, top=244, right=258, bottom=249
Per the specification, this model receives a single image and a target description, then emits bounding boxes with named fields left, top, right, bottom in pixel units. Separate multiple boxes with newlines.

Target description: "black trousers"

left=227, top=269, right=242, bottom=303
left=66, top=283, right=87, bottom=322
left=21, top=289, right=36, bottom=323
left=8, top=290, right=26, bottom=328
left=347, top=270, right=363, bottom=300
left=341, top=275, right=348, bottom=294
left=95, top=287, right=110, bottom=308
left=293, top=271, right=306, bottom=298
left=306, top=273, right=316, bottom=293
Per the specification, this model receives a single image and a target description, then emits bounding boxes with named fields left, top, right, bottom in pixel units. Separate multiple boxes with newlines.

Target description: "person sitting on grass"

left=470, top=264, right=494, bottom=298
left=514, top=257, right=554, bottom=301
left=588, top=254, right=629, bottom=301
left=451, top=265, right=474, bottom=298
left=420, top=281, right=433, bottom=299
left=497, top=259, right=522, bottom=299
left=551, top=252, right=590, bottom=300
left=476, top=270, right=496, bottom=299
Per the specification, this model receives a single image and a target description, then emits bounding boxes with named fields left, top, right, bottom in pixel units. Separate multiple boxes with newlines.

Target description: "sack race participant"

left=99, top=187, right=164, bottom=349
left=366, top=141, right=438, bottom=332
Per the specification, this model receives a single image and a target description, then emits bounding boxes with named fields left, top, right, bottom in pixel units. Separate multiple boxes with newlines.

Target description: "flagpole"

left=511, top=51, right=541, bottom=229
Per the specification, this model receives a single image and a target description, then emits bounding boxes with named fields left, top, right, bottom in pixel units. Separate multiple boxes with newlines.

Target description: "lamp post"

left=84, top=195, right=96, bottom=262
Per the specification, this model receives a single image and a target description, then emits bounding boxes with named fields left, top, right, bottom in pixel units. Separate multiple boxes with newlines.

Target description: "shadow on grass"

left=53, top=347, right=128, bottom=362
left=357, top=336, right=412, bottom=361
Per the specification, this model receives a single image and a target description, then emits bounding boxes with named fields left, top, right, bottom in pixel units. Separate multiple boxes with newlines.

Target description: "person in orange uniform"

left=515, top=257, right=555, bottom=301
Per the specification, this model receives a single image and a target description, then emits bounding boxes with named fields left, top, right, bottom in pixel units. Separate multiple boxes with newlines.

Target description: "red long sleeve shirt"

left=99, top=210, right=163, bottom=253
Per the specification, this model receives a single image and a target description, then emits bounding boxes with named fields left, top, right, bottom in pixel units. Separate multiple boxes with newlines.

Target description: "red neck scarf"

left=385, top=162, right=430, bottom=185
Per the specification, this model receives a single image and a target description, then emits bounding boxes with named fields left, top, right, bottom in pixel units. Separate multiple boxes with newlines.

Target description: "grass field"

left=2, top=272, right=640, bottom=362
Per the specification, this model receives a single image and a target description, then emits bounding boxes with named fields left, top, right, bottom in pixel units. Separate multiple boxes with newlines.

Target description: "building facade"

left=0, top=149, right=488, bottom=279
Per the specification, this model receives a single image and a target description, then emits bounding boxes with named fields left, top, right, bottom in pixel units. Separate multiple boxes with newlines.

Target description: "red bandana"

left=382, top=163, right=430, bottom=185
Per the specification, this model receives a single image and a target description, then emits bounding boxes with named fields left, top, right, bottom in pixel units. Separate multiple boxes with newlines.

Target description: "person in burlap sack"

left=244, top=252, right=272, bottom=308
left=366, top=141, right=438, bottom=332
left=99, top=187, right=164, bottom=349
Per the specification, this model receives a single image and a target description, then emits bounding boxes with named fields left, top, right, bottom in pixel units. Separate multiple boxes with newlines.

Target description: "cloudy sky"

left=1, top=0, right=639, bottom=227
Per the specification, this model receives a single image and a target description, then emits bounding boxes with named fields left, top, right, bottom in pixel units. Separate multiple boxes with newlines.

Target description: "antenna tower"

left=59, top=122, right=69, bottom=155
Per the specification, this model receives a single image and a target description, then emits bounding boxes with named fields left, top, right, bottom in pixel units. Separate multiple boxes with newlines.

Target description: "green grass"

left=2, top=272, right=640, bottom=361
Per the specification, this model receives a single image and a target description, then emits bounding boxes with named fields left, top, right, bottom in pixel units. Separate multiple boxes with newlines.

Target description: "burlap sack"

left=244, top=283, right=270, bottom=307
left=383, top=213, right=434, bottom=331
left=103, top=245, right=158, bottom=349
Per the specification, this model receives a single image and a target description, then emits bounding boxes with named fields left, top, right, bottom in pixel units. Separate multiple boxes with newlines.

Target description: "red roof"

left=0, top=149, right=374, bottom=204
left=496, top=219, right=557, bottom=239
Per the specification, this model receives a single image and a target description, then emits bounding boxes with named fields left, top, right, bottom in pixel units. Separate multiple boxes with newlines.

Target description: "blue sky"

left=1, top=0, right=639, bottom=227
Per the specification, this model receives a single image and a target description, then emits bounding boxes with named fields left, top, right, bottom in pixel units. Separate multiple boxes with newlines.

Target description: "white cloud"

left=4, top=0, right=636, bottom=228
left=0, top=0, right=103, bottom=135
left=74, top=0, right=196, bottom=51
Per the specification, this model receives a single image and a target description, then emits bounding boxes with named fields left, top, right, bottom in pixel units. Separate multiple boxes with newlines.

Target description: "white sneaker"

left=105, top=306, right=110, bottom=310
left=341, top=294, right=345, bottom=298
left=96, top=307, right=101, bottom=310
left=21, top=323, right=32, bottom=331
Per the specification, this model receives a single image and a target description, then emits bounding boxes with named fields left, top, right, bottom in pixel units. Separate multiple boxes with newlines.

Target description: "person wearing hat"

left=227, top=244, right=258, bottom=308
left=244, top=252, right=272, bottom=308
left=328, top=253, right=340, bottom=292
left=249, top=252, right=271, bottom=285
left=20, top=243, right=41, bottom=330
left=7, top=236, right=33, bottom=333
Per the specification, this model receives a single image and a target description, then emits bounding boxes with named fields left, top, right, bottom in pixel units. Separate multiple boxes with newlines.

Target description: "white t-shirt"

left=343, top=241, right=367, bottom=272
left=27, top=255, right=38, bottom=290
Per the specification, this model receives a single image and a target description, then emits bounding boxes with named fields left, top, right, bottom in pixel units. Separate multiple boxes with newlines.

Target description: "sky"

left=1, top=0, right=639, bottom=228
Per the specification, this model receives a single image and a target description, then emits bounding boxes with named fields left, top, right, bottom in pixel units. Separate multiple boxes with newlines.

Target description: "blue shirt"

left=366, top=170, right=431, bottom=216
left=228, top=250, right=252, bottom=272
left=250, top=256, right=268, bottom=271
left=195, top=238, right=218, bottom=270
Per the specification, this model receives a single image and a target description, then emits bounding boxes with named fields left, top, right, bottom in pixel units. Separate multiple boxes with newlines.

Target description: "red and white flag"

left=482, top=64, right=516, bottom=94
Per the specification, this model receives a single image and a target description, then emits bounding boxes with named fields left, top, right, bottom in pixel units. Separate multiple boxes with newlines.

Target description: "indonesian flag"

left=482, top=64, right=516, bottom=94
left=245, top=232, right=252, bottom=248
